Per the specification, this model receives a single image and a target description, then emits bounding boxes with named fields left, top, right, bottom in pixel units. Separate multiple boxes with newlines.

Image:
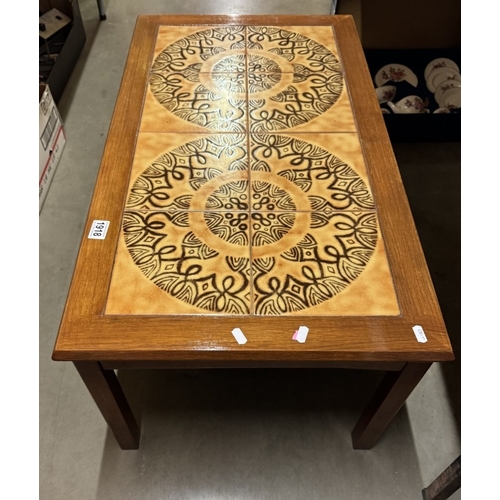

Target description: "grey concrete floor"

left=40, top=1, right=461, bottom=498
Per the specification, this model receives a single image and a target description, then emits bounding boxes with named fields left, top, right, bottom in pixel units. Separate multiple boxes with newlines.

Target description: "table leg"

left=74, top=362, right=140, bottom=449
left=351, top=362, right=432, bottom=449
left=421, top=455, right=461, bottom=500
left=96, top=0, right=106, bottom=20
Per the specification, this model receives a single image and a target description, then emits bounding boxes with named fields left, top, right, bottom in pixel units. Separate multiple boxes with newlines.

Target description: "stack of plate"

left=425, top=58, right=461, bottom=110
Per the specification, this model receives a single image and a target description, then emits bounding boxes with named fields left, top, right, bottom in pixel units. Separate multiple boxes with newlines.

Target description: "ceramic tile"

left=143, top=25, right=356, bottom=133
left=249, top=133, right=374, bottom=211
left=140, top=74, right=247, bottom=133
left=106, top=210, right=252, bottom=315
left=110, top=25, right=397, bottom=317
left=205, top=54, right=247, bottom=73
left=246, top=26, right=341, bottom=73
left=248, top=82, right=355, bottom=133
left=126, top=133, right=249, bottom=211
left=152, top=25, right=246, bottom=71
left=144, top=26, right=248, bottom=132
left=242, top=27, right=354, bottom=132
left=249, top=211, right=298, bottom=247
left=108, top=208, right=398, bottom=317
left=200, top=72, right=246, bottom=95
left=247, top=53, right=282, bottom=73
left=249, top=179, right=297, bottom=211
left=247, top=71, right=288, bottom=95
left=250, top=211, right=400, bottom=316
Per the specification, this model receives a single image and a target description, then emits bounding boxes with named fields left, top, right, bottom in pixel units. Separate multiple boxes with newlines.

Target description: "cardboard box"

left=39, top=0, right=86, bottom=103
left=39, top=84, right=66, bottom=212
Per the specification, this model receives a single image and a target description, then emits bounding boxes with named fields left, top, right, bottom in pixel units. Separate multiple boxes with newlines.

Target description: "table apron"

left=100, top=360, right=406, bottom=371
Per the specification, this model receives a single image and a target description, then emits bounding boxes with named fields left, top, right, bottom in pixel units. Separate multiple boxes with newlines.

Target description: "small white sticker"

left=88, top=220, right=110, bottom=240
left=231, top=328, right=247, bottom=345
left=412, top=325, right=428, bottom=343
left=292, top=326, right=309, bottom=343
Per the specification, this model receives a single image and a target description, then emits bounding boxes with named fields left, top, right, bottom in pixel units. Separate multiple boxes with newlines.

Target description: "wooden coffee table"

left=52, top=15, right=454, bottom=450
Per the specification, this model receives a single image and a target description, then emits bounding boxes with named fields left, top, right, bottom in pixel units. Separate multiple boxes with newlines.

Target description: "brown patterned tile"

left=243, top=27, right=353, bottom=132
left=107, top=25, right=399, bottom=318
left=126, top=133, right=249, bottom=211
left=200, top=72, right=246, bottom=95
left=249, top=211, right=307, bottom=253
left=289, top=86, right=356, bottom=133
left=250, top=180, right=297, bottom=211
left=247, top=72, right=289, bottom=95
left=246, top=26, right=341, bottom=73
left=247, top=77, right=355, bottom=133
left=204, top=53, right=246, bottom=73
left=247, top=53, right=283, bottom=73
left=107, top=207, right=398, bottom=316
left=152, top=25, right=246, bottom=71
left=140, top=74, right=247, bottom=133
left=145, top=25, right=356, bottom=133
left=106, top=210, right=252, bottom=315
left=250, top=211, right=399, bottom=316
left=249, top=133, right=374, bottom=211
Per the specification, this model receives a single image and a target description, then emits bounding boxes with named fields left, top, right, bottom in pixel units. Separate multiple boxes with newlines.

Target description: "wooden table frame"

left=52, top=15, right=453, bottom=451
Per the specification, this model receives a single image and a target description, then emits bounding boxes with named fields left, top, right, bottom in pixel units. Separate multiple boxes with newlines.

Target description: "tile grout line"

left=244, top=25, right=256, bottom=316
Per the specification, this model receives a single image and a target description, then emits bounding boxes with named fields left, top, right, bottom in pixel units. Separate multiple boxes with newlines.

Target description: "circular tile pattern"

left=124, top=134, right=378, bottom=314
left=212, top=54, right=246, bottom=73
left=149, top=26, right=344, bottom=131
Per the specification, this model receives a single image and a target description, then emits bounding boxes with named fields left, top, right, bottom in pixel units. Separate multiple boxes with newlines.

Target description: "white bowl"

left=375, top=85, right=397, bottom=103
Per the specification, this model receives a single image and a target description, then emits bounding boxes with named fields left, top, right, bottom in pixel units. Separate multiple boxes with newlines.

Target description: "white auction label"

left=231, top=328, right=247, bottom=345
left=292, top=326, right=309, bottom=343
left=88, top=220, right=110, bottom=240
left=412, top=325, right=428, bottom=343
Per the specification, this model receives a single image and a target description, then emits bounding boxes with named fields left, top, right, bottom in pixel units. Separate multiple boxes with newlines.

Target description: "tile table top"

left=106, top=24, right=398, bottom=317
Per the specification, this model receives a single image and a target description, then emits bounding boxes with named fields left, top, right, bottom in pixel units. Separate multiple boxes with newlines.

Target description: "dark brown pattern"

left=124, top=134, right=378, bottom=314
left=253, top=212, right=377, bottom=314
left=123, top=211, right=251, bottom=314
left=126, top=135, right=248, bottom=211
left=149, top=26, right=343, bottom=131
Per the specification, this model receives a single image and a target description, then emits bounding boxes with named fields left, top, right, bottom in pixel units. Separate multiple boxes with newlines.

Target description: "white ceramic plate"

left=424, top=58, right=460, bottom=80
left=374, top=64, right=418, bottom=87
left=435, top=80, right=461, bottom=106
left=426, top=67, right=461, bottom=93
left=433, top=107, right=451, bottom=114
left=439, top=87, right=461, bottom=109
left=427, top=68, right=462, bottom=92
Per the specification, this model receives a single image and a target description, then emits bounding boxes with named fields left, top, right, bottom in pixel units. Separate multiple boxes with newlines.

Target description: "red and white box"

left=39, top=84, right=66, bottom=212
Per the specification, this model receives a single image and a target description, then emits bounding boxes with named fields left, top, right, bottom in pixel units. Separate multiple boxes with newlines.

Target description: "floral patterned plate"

left=424, top=58, right=460, bottom=81
left=438, top=87, right=461, bottom=110
left=374, top=64, right=418, bottom=88
left=426, top=67, right=461, bottom=93
left=435, top=80, right=461, bottom=107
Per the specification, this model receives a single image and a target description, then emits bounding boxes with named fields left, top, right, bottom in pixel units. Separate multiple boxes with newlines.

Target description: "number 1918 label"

left=88, top=220, right=110, bottom=240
